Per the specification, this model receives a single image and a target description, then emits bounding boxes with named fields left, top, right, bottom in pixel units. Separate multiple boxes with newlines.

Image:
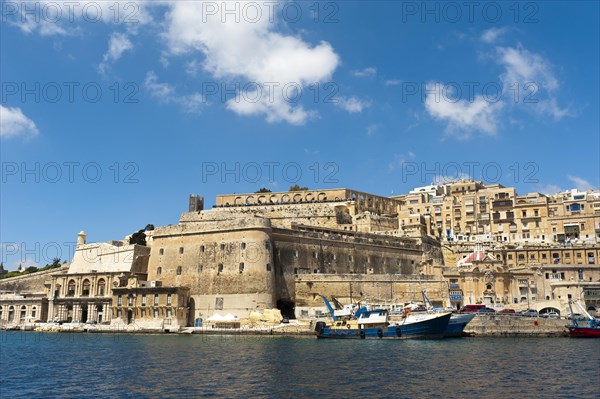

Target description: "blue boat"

left=314, top=297, right=451, bottom=339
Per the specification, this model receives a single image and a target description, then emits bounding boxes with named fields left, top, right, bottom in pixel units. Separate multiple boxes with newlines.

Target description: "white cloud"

left=385, top=79, right=402, bottom=86
left=480, top=27, right=509, bottom=43
left=0, top=105, right=39, bottom=139
left=7, top=1, right=152, bottom=36
left=144, top=71, right=205, bottom=113
left=567, top=175, right=595, bottom=191
left=535, top=183, right=562, bottom=195
left=496, top=45, right=571, bottom=120
left=163, top=1, right=339, bottom=124
left=424, top=82, right=504, bottom=138
left=388, top=152, right=416, bottom=172
left=334, top=96, right=371, bottom=113
left=99, top=32, right=133, bottom=73
left=352, top=67, right=376, bottom=77
left=366, top=123, right=382, bottom=136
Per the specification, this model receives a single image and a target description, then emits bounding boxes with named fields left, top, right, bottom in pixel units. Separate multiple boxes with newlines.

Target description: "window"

left=241, top=243, right=246, bottom=250
left=128, top=294, right=134, bottom=306
left=266, top=264, right=272, bottom=272
left=518, top=254, right=525, bottom=260
left=542, top=254, right=547, bottom=259
left=218, top=263, right=223, bottom=273
left=154, top=309, right=159, bottom=318
left=522, top=211, right=526, bottom=217
left=313, top=252, right=318, bottom=259
left=507, top=254, right=513, bottom=260
left=154, top=294, right=159, bottom=306
left=82, top=280, right=90, bottom=297
left=166, top=308, right=172, bottom=319
left=198, top=265, right=203, bottom=273
left=159, top=248, right=164, bottom=255
left=167, top=294, right=172, bottom=305
left=141, top=294, right=146, bottom=306
left=239, top=263, right=244, bottom=273
left=179, top=247, right=184, bottom=254
left=565, top=253, right=570, bottom=258
left=176, top=266, right=182, bottom=275
left=67, top=280, right=76, bottom=297
left=200, top=245, right=205, bottom=253
left=97, top=279, right=105, bottom=296
left=157, top=267, right=162, bottom=275
left=220, top=244, right=225, bottom=251
left=117, top=295, right=122, bottom=307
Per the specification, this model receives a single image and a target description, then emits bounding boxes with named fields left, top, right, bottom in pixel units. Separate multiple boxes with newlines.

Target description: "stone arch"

left=97, top=279, right=106, bottom=296
left=318, top=192, right=327, bottom=201
left=293, top=193, right=302, bottom=202
left=305, top=192, right=314, bottom=201
left=257, top=195, right=267, bottom=204
left=281, top=194, right=290, bottom=203
left=270, top=194, right=278, bottom=204
left=245, top=195, right=255, bottom=205
left=539, top=307, right=561, bottom=316
left=234, top=196, right=243, bottom=205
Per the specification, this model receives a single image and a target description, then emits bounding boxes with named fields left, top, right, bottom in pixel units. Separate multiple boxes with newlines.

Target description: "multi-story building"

left=395, top=180, right=600, bottom=245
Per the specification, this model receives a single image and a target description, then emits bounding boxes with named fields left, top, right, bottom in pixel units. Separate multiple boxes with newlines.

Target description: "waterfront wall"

left=465, top=315, right=568, bottom=336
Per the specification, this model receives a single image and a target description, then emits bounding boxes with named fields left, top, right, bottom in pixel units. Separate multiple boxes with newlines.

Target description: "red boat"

left=566, top=299, right=600, bottom=338
left=567, top=325, right=600, bottom=338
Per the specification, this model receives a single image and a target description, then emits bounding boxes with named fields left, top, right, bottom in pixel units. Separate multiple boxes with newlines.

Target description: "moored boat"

left=566, top=299, right=600, bottom=338
left=314, top=297, right=451, bottom=339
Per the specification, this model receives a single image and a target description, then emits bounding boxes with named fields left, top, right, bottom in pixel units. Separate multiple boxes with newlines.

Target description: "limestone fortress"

left=1, top=182, right=599, bottom=330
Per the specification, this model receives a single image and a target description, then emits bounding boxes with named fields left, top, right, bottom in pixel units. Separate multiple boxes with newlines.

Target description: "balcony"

left=449, top=283, right=460, bottom=289
left=493, top=199, right=513, bottom=209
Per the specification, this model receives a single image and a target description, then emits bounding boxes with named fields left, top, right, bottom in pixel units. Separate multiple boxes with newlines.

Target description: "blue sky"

left=1, top=1, right=599, bottom=269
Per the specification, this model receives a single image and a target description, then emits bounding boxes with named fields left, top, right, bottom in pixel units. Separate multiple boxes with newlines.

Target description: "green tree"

left=255, top=188, right=272, bottom=193
left=129, top=229, right=147, bottom=246
left=289, top=184, right=308, bottom=191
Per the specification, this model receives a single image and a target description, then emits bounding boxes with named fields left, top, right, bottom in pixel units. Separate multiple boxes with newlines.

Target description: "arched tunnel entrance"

left=276, top=300, right=295, bottom=320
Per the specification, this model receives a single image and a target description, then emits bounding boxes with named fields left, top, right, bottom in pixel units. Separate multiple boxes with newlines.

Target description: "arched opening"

left=276, top=299, right=295, bottom=320
left=127, top=310, right=133, bottom=324
left=67, top=280, right=76, bottom=297
left=97, top=279, right=106, bottom=296
left=0, top=306, right=3, bottom=320
left=65, top=304, right=73, bottom=322
left=81, top=305, right=88, bottom=323
left=97, top=304, right=104, bottom=323
left=82, top=279, right=91, bottom=297
left=539, top=307, right=560, bottom=316
left=188, top=298, right=196, bottom=327
left=20, top=306, right=27, bottom=322
left=8, top=306, right=15, bottom=322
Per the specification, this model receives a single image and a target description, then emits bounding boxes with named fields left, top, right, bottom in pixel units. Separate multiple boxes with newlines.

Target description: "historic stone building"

left=47, top=231, right=150, bottom=323
left=394, top=180, right=600, bottom=245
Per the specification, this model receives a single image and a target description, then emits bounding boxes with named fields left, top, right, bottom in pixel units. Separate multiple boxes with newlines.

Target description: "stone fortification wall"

left=0, top=265, right=69, bottom=293
left=181, top=201, right=354, bottom=229
left=293, top=274, right=449, bottom=317
left=272, top=226, right=426, bottom=308
left=147, top=217, right=276, bottom=318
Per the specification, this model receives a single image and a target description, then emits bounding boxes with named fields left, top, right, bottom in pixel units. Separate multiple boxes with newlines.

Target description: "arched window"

left=82, top=279, right=91, bottom=296
left=176, top=266, right=182, bottom=275
left=97, top=279, right=106, bottom=296
left=67, top=280, right=76, bottom=297
left=20, top=305, right=27, bottom=321
left=0, top=306, right=3, bottom=320
left=8, top=306, right=15, bottom=322
left=31, top=306, right=37, bottom=319
left=157, top=267, right=162, bottom=275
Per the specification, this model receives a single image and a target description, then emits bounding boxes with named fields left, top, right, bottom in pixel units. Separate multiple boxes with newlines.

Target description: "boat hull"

left=445, top=313, right=476, bottom=337
left=315, top=313, right=451, bottom=339
left=567, top=326, right=600, bottom=338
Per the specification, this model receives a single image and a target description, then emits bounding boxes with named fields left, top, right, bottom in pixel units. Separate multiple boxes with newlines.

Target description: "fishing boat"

left=314, top=296, right=451, bottom=339
left=408, top=290, right=476, bottom=337
left=566, top=299, right=600, bottom=338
